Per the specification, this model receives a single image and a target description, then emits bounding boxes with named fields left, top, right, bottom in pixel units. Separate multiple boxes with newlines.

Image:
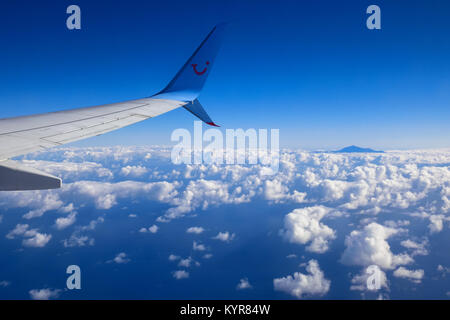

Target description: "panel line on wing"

left=40, top=114, right=151, bottom=144
left=0, top=103, right=153, bottom=136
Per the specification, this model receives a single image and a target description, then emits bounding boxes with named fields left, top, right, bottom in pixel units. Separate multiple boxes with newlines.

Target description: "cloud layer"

left=1, top=146, right=449, bottom=299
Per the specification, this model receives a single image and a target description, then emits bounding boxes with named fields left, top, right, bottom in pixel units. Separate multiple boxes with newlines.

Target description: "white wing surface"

left=0, top=98, right=184, bottom=160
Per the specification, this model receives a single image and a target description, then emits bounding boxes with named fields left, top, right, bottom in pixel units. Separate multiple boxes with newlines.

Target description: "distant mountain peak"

left=334, top=145, right=384, bottom=153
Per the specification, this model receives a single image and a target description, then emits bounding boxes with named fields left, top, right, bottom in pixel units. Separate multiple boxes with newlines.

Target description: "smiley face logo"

left=192, top=61, right=210, bottom=76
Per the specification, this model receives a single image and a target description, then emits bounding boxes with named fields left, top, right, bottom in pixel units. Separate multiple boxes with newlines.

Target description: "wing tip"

left=207, top=122, right=220, bottom=127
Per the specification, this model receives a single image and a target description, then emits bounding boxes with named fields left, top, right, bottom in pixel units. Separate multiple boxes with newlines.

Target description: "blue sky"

left=0, top=0, right=449, bottom=150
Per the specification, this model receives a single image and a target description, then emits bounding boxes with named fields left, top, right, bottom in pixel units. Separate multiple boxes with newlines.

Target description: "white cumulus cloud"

left=186, top=227, right=205, bottom=234
left=55, top=212, right=77, bottom=230
left=193, top=241, right=206, bottom=251
left=212, top=231, right=235, bottom=242
left=140, top=225, right=159, bottom=234
left=29, top=288, right=61, bottom=300
left=340, top=223, right=413, bottom=270
left=173, top=270, right=189, bottom=280
left=273, top=259, right=330, bottom=299
left=236, top=278, right=252, bottom=290
left=280, top=206, right=336, bottom=253
left=393, top=267, right=424, bottom=283
left=109, top=252, right=130, bottom=264
left=6, top=224, right=52, bottom=248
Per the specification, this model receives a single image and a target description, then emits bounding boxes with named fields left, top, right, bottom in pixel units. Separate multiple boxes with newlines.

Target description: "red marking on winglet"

left=207, top=122, right=220, bottom=127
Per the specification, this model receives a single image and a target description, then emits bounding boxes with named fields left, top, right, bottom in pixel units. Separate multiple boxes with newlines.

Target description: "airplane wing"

left=0, top=24, right=226, bottom=191
left=0, top=98, right=185, bottom=160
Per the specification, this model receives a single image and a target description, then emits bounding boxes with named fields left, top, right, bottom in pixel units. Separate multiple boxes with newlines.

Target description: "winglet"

left=183, top=99, right=219, bottom=127
left=154, top=23, right=226, bottom=102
